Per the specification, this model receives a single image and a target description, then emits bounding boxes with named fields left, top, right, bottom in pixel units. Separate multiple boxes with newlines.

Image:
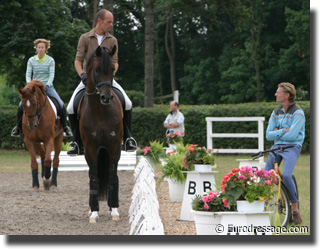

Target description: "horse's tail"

left=97, top=148, right=109, bottom=201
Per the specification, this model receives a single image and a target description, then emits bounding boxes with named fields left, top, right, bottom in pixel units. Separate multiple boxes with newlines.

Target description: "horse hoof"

left=112, top=215, right=120, bottom=221
left=89, top=211, right=99, bottom=223
left=43, top=178, right=50, bottom=190
left=32, top=186, right=39, bottom=194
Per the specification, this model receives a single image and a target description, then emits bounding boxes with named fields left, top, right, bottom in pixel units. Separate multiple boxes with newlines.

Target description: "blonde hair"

left=33, top=38, right=51, bottom=53
left=278, top=82, right=296, bottom=102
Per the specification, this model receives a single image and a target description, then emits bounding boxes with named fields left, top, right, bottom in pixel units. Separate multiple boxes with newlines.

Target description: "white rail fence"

left=36, top=151, right=136, bottom=171
left=129, top=157, right=164, bottom=235
left=206, top=117, right=265, bottom=166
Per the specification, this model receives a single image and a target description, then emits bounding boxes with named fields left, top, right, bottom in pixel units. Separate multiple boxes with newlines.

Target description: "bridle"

left=85, top=52, right=113, bottom=96
left=22, top=92, right=48, bottom=129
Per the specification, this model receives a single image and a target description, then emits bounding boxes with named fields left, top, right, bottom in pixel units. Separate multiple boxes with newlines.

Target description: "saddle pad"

left=48, top=97, right=57, bottom=119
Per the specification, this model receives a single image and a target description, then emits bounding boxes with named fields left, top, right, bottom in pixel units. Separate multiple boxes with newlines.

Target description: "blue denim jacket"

left=266, top=102, right=305, bottom=146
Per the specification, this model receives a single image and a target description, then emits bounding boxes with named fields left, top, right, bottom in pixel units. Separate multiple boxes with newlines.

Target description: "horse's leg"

left=108, top=161, right=120, bottom=221
left=89, top=175, right=100, bottom=223
left=86, top=151, right=100, bottom=223
left=24, top=139, right=40, bottom=192
left=51, top=131, right=63, bottom=190
left=43, top=139, right=54, bottom=190
left=36, top=143, right=46, bottom=178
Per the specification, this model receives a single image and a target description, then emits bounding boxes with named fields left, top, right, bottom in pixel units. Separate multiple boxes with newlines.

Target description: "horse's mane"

left=26, top=80, right=45, bottom=94
left=86, top=46, right=110, bottom=75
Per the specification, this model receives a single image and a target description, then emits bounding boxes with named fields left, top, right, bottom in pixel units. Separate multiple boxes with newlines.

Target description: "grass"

left=1, top=149, right=311, bottom=235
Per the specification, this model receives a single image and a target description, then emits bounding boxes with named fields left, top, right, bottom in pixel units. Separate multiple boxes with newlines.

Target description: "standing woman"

left=11, top=38, right=72, bottom=137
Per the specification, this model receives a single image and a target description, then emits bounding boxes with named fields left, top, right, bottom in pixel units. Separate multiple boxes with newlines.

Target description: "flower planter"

left=194, top=164, right=212, bottom=172
left=236, top=200, right=265, bottom=213
left=192, top=210, right=222, bottom=235
left=167, top=178, right=185, bottom=202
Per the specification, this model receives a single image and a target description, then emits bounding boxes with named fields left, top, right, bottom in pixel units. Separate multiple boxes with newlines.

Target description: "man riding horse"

left=67, top=9, right=137, bottom=154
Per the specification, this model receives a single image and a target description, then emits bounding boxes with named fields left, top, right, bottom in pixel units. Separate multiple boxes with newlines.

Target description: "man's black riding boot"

left=123, top=109, right=137, bottom=152
left=67, top=114, right=84, bottom=155
left=60, top=107, right=73, bottom=137
left=11, top=105, right=23, bottom=137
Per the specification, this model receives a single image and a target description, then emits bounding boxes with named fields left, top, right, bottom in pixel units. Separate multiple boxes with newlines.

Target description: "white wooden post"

left=173, top=90, right=179, bottom=103
left=206, top=117, right=265, bottom=166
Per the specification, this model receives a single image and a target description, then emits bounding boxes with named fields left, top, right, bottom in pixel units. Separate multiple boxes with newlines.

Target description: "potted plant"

left=182, top=144, right=215, bottom=172
left=166, top=131, right=184, bottom=149
left=191, top=191, right=236, bottom=235
left=160, top=153, right=186, bottom=202
left=142, top=140, right=165, bottom=169
left=220, top=166, right=278, bottom=212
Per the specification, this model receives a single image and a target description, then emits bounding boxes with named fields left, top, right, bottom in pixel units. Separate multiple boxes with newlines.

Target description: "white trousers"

left=67, top=79, right=132, bottom=114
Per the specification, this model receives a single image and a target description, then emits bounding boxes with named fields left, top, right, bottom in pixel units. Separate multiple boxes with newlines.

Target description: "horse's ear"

left=39, top=83, right=45, bottom=94
left=110, top=45, right=116, bottom=56
left=96, top=46, right=102, bottom=56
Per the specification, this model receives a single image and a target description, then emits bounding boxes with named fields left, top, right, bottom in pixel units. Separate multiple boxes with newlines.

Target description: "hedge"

left=132, top=101, right=310, bottom=154
left=0, top=101, right=310, bottom=153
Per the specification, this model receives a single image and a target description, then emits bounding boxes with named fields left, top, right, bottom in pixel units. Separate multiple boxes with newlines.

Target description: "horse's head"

left=87, top=45, right=117, bottom=105
left=18, top=80, right=46, bottom=129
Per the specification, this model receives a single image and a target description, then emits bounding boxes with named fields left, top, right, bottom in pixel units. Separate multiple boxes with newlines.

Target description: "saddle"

left=47, top=95, right=61, bottom=130
left=74, top=87, right=125, bottom=120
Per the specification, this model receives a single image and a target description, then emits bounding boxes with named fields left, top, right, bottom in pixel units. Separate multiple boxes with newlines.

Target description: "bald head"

left=95, top=9, right=113, bottom=26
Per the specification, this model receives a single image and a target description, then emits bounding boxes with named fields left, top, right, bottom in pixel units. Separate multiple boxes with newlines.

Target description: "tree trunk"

left=144, top=0, right=154, bottom=107
left=165, top=10, right=177, bottom=93
left=103, top=0, right=114, bottom=34
left=92, top=0, right=99, bottom=28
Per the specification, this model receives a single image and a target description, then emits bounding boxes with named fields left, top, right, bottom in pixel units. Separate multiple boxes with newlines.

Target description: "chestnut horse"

left=18, top=80, right=63, bottom=192
left=79, top=46, right=123, bottom=223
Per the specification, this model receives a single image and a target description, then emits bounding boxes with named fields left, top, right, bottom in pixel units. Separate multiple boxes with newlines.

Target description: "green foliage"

left=0, top=109, right=25, bottom=149
left=160, top=153, right=186, bottom=184
left=126, top=90, right=144, bottom=107
left=149, top=140, right=166, bottom=163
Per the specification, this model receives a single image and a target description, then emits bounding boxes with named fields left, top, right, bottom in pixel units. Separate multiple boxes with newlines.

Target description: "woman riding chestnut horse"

left=18, top=80, right=64, bottom=192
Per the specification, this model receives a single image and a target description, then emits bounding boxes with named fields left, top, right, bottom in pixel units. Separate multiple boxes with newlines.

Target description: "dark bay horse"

left=18, top=80, right=63, bottom=192
left=79, top=46, right=123, bottom=222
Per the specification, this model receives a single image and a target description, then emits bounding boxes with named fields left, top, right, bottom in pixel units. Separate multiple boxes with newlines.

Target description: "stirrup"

left=124, top=137, right=137, bottom=152
left=67, top=141, right=80, bottom=155
left=11, top=126, right=21, bottom=138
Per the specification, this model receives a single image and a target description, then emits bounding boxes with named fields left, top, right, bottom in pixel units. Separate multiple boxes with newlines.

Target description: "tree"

left=165, top=10, right=177, bottom=93
left=144, top=0, right=155, bottom=107
left=0, top=0, right=89, bottom=103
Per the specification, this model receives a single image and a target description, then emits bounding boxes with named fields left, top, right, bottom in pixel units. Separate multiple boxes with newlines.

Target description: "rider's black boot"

left=122, top=109, right=137, bottom=152
left=60, top=107, right=73, bottom=137
left=67, top=114, right=84, bottom=155
left=11, top=105, right=23, bottom=137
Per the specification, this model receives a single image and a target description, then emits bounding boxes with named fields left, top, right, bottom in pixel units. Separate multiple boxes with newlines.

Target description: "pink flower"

left=187, top=144, right=197, bottom=151
left=166, top=133, right=170, bottom=138
left=180, top=131, right=185, bottom=136
left=143, top=146, right=150, bottom=155
left=222, top=199, right=228, bottom=208
left=182, top=157, right=187, bottom=168
left=204, top=202, right=210, bottom=210
left=201, top=196, right=209, bottom=202
left=238, top=174, right=247, bottom=180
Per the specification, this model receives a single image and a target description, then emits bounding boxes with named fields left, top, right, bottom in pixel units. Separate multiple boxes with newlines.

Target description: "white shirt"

left=96, top=34, right=103, bottom=46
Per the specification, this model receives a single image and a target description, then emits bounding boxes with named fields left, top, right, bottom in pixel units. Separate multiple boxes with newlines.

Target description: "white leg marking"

left=89, top=211, right=99, bottom=223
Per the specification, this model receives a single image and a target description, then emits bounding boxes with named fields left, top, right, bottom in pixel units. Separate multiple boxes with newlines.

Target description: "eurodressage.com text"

left=215, top=224, right=309, bottom=235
